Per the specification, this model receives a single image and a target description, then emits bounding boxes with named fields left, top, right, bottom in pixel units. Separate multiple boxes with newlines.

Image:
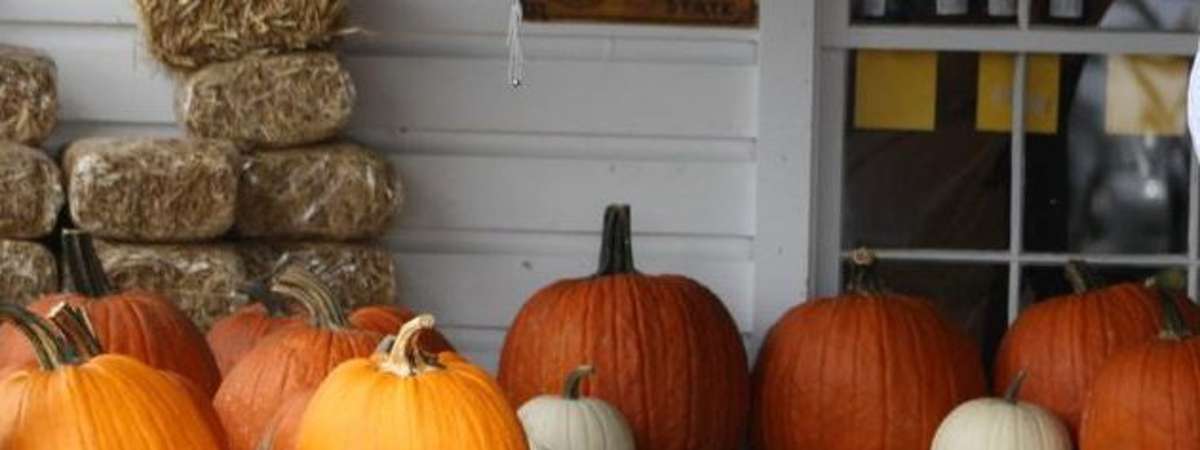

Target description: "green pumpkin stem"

left=0, top=304, right=67, bottom=370
left=1064, top=260, right=1103, bottom=295
left=847, top=248, right=886, bottom=296
left=61, top=230, right=114, bottom=297
left=1149, top=272, right=1192, bottom=340
left=1004, top=370, right=1028, bottom=404
left=382, top=314, right=443, bottom=377
left=270, top=266, right=349, bottom=329
left=48, top=303, right=102, bottom=362
left=563, top=365, right=595, bottom=400
left=596, top=204, right=637, bottom=276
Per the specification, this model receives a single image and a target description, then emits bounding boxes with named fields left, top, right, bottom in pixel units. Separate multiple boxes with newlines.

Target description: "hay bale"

left=240, top=242, right=396, bottom=309
left=0, top=142, right=64, bottom=239
left=178, top=52, right=355, bottom=148
left=83, top=240, right=247, bottom=330
left=0, top=240, right=57, bottom=305
left=132, top=0, right=348, bottom=71
left=64, top=137, right=239, bottom=243
left=236, top=142, right=399, bottom=240
left=0, top=45, right=57, bottom=146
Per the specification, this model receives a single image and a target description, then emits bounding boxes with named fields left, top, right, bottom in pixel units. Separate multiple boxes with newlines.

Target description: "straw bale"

left=0, top=142, right=63, bottom=239
left=239, top=241, right=396, bottom=309
left=0, top=45, right=57, bottom=145
left=0, top=240, right=57, bottom=305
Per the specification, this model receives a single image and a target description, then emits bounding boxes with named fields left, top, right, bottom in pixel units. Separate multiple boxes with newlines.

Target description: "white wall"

left=0, top=0, right=792, bottom=371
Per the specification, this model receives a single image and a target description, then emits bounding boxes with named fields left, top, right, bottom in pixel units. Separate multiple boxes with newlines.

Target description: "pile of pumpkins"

left=0, top=205, right=1196, bottom=450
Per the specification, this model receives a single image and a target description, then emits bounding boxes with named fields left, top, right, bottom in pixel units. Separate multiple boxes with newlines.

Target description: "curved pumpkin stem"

left=563, top=365, right=595, bottom=400
left=240, top=279, right=291, bottom=318
left=596, top=204, right=637, bottom=276
left=1004, top=370, right=1028, bottom=404
left=847, top=248, right=886, bottom=296
left=1064, top=260, right=1102, bottom=295
left=48, top=303, right=102, bottom=362
left=0, top=303, right=67, bottom=370
left=61, top=229, right=114, bottom=298
left=270, top=265, right=349, bottom=329
left=381, top=314, right=443, bottom=377
left=1148, top=272, right=1192, bottom=340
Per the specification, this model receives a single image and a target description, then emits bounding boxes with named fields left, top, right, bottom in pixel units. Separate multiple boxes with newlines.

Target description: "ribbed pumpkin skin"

left=993, top=283, right=1200, bottom=435
left=0, top=292, right=222, bottom=396
left=1079, top=338, right=1200, bottom=450
left=296, top=353, right=527, bottom=450
left=752, top=294, right=986, bottom=450
left=207, top=304, right=304, bottom=375
left=259, top=390, right=315, bottom=450
left=499, top=274, right=749, bottom=450
left=349, top=305, right=456, bottom=353
left=0, top=354, right=225, bottom=449
left=214, top=324, right=382, bottom=450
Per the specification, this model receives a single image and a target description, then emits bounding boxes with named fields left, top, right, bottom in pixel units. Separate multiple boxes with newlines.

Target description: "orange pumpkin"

left=258, top=390, right=315, bottom=450
left=214, top=265, right=384, bottom=450
left=752, top=249, right=986, bottom=450
left=349, top=304, right=455, bottom=353
left=1080, top=276, right=1200, bottom=450
left=0, top=303, right=225, bottom=450
left=994, top=261, right=1200, bottom=437
left=0, top=230, right=221, bottom=396
left=499, top=204, right=749, bottom=450
left=295, top=315, right=526, bottom=450
left=207, top=282, right=304, bottom=375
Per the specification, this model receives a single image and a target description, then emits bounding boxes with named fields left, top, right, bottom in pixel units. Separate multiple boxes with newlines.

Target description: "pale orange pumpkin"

left=207, top=281, right=304, bottom=375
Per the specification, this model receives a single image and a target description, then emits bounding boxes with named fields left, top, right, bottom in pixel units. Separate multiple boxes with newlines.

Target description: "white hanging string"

left=507, top=0, right=525, bottom=88
left=1188, top=36, right=1200, bottom=161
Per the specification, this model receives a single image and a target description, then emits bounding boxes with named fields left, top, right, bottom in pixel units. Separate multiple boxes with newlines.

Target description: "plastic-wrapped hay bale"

left=86, top=240, right=247, bottom=330
left=64, top=138, right=239, bottom=242
left=132, top=0, right=348, bottom=71
left=0, top=45, right=57, bottom=145
left=0, top=240, right=57, bottom=305
left=179, top=53, right=355, bottom=148
left=0, top=142, right=64, bottom=239
left=240, top=242, right=396, bottom=309
left=237, top=142, right=399, bottom=240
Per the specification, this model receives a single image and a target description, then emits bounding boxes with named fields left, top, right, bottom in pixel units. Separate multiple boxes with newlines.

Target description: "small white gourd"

left=517, top=365, right=636, bottom=450
left=931, top=371, right=1071, bottom=450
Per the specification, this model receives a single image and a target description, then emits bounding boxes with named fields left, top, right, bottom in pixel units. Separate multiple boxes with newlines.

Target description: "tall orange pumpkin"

left=214, top=265, right=385, bottom=450
left=0, top=230, right=221, bottom=396
left=295, top=315, right=527, bottom=450
left=499, top=204, right=749, bottom=450
left=0, top=303, right=225, bottom=450
left=207, top=282, right=304, bottom=375
left=1080, top=276, right=1200, bottom=450
left=993, top=261, right=1200, bottom=437
left=752, top=250, right=986, bottom=450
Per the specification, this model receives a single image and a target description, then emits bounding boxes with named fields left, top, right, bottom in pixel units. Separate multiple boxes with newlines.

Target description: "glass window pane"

left=844, top=51, right=1012, bottom=250
left=1031, top=0, right=1200, bottom=31
left=1025, top=53, right=1191, bottom=254
left=852, top=0, right=1019, bottom=25
left=1020, top=264, right=1185, bottom=308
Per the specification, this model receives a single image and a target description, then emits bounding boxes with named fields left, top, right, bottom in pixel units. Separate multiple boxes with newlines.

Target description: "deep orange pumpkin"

left=499, top=205, right=749, bottom=450
left=994, top=262, right=1200, bottom=437
left=207, top=282, right=304, bottom=375
left=214, top=265, right=384, bottom=450
left=752, top=250, right=987, bottom=450
left=1079, top=278, right=1200, bottom=450
left=0, top=230, right=221, bottom=396
left=349, top=304, right=455, bottom=353
left=258, top=389, right=315, bottom=450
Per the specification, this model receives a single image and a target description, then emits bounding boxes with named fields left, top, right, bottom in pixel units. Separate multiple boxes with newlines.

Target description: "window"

left=815, top=0, right=1200, bottom=365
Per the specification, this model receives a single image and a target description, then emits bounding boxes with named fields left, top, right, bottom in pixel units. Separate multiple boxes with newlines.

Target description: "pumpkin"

left=257, top=389, right=316, bottom=450
left=0, top=230, right=221, bottom=396
left=214, top=265, right=384, bottom=450
left=499, top=205, right=749, bottom=450
left=993, top=261, right=1200, bottom=436
left=349, top=304, right=455, bottom=353
left=518, top=365, right=635, bottom=450
left=1079, top=274, right=1200, bottom=450
left=932, top=371, right=1071, bottom=450
left=295, top=314, right=526, bottom=450
left=207, top=281, right=304, bottom=375
left=0, top=303, right=225, bottom=449
left=751, top=249, right=986, bottom=450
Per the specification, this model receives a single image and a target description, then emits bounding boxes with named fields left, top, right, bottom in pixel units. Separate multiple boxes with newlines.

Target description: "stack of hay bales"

left=0, top=46, right=63, bottom=305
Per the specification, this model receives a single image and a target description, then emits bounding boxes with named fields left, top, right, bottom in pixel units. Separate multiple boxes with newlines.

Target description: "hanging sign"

left=520, top=0, right=757, bottom=25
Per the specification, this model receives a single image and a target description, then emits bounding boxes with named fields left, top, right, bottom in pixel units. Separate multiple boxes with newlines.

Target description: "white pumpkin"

left=931, top=372, right=1071, bottom=450
left=517, top=365, right=636, bottom=450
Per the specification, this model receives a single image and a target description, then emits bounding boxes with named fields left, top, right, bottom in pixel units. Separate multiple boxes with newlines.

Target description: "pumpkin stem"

left=596, top=204, right=637, bottom=276
left=61, top=230, right=114, bottom=297
left=0, top=303, right=67, bottom=370
left=1004, top=370, right=1028, bottom=404
left=240, top=279, right=291, bottom=318
left=270, top=266, right=349, bottom=329
left=48, top=303, right=102, bottom=362
left=1064, top=260, right=1102, bottom=295
left=847, top=248, right=887, bottom=296
left=563, top=365, right=595, bottom=400
left=1148, top=272, right=1192, bottom=340
left=381, top=314, right=443, bottom=377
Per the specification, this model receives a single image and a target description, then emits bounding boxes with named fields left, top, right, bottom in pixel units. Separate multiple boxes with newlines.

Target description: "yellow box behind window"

left=854, top=50, right=938, bottom=132
left=1105, top=55, right=1189, bottom=136
left=976, top=53, right=1060, bottom=134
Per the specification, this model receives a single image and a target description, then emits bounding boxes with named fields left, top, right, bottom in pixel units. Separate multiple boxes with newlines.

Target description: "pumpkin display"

left=0, top=230, right=222, bottom=396
left=932, top=371, right=1071, bottom=450
left=993, top=261, right=1200, bottom=436
left=518, top=365, right=635, bottom=450
left=214, top=265, right=385, bottom=450
left=752, top=249, right=986, bottom=450
left=0, top=303, right=225, bottom=449
left=295, top=315, right=527, bottom=450
left=499, top=204, right=749, bottom=450
left=207, top=282, right=304, bottom=375
left=1079, top=275, right=1200, bottom=450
